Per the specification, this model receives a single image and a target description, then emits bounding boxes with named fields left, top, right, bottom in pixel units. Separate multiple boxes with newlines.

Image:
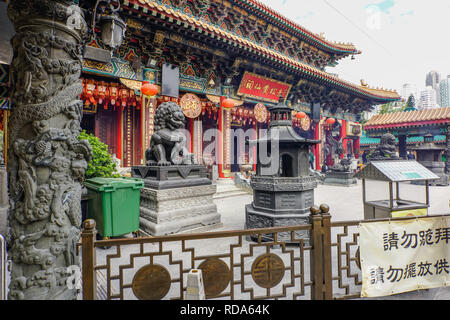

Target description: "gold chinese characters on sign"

left=254, top=103, right=268, bottom=123
left=180, top=93, right=202, bottom=118
left=237, top=72, right=292, bottom=103
left=251, top=253, right=285, bottom=289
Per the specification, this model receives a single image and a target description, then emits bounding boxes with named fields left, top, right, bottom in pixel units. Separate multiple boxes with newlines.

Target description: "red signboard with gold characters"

left=237, top=72, right=292, bottom=103
left=180, top=93, right=201, bottom=119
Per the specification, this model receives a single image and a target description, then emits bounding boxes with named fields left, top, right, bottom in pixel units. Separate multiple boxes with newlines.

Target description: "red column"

left=253, top=121, right=257, bottom=172
left=340, top=120, right=347, bottom=158
left=354, top=137, right=360, bottom=159
left=314, top=121, right=321, bottom=170
left=117, top=107, right=122, bottom=161
left=189, top=118, right=194, bottom=153
left=218, top=96, right=224, bottom=178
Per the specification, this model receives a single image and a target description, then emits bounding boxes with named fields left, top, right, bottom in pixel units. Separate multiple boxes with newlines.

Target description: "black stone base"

left=324, top=171, right=357, bottom=186
left=245, top=204, right=310, bottom=244
left=131, top=165, right=212, bottom=190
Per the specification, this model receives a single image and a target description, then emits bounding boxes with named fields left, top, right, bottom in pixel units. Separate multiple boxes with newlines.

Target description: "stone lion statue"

left=145, top=102, right=196, bottom=166
left=369, top=133, right=400, bottom=161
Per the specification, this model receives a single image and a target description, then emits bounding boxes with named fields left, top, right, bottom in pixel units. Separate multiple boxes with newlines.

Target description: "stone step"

left=213, top=178, right=252, bottom=199
left=213, top=189, right=250, bottom=199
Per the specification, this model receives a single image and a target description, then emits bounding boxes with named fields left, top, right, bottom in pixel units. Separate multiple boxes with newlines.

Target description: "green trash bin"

left=84, top=177, right=144, bottom=238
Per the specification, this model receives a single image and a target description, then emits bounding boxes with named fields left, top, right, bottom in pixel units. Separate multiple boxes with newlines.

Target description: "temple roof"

left=128, top=0, right=400, bottom=103
left=234, top=0, right=360, bottom=55
left=365, top=107, right=450, bottom=130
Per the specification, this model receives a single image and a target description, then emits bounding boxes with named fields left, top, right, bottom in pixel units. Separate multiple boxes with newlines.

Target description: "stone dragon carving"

left=6, top=0, right=92, bottom=300
left=145, top=102, right=195, bottom=166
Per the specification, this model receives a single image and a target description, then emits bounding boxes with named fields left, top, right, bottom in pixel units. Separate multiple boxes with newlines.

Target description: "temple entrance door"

left=231, top=128, right=239, bottom=173
left=81, top=113, right=95, bottom=136
left=230, top=123, right=252, bottom=173
left=95, top=107, right=118, bottom=156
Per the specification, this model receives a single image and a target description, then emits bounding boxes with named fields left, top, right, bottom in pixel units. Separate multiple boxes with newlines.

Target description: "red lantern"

left=141, top=81, right=159, bottom=97
left=221, top=98, right=235, bottom=109
left=85, top=80, right=97, bottom=105
left=109, top=84, right=118, bottom=106
left=296, top=111, right=306, bottom=119
left=326, top=118, right=336, bottom=125
left=97, top=82, right=108, bottom=105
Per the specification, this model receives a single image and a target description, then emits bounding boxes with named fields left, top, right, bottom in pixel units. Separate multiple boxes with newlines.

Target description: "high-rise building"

left=426, top=71, right=441, bottom=88
left=440, top=76, right=450, bottom=108
left=426, top=71, right=441, bottom=106
left=401, top=83, right=418, bottom=102
left=419, top=86, right=438, bottom=109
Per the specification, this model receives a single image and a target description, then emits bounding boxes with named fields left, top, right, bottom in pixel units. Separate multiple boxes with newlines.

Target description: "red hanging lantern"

left=141, top=81, right=159, bottom=97
left=97, top=82, right=108, bottom=105
left=85, top=79, right=97, bottom=105
left=296, top=111, right=306, bottom=119
left=221, top=98, right=235, bottom=109
left=326, top=118, right=336, bottom=125
left=109, top=84, right=118, bottom=106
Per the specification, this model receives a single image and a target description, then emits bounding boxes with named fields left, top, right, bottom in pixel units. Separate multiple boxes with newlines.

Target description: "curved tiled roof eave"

left=237, top=0, right=360, bottom=55
left=364, top=107, right=450, bottom=129
left=130, top=0, right=400, bottom=101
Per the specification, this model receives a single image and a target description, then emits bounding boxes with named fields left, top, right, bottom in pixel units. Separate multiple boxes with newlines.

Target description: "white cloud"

left=258, top=0, right=450, bottom=93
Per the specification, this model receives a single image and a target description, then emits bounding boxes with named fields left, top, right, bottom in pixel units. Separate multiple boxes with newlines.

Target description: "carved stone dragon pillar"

left=6, top=0, right=92, bottom=300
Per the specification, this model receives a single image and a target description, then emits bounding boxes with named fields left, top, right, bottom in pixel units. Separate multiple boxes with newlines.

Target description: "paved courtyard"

left=1, top=179, right=449, bottom=300
left=215, top=180, right=450, bottom=231
left=211, top=180, right=450, bottom=300
left=88, top=180, right=450, bottom=300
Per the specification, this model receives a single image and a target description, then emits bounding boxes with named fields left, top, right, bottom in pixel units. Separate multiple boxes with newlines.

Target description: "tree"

left=378, top=101, right=409, bottom=114
left=378, top=103, right=397, bottom=114
left=404, top=95, right=417, bottom=111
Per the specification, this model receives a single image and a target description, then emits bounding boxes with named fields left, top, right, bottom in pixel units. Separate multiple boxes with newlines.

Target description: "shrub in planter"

left=78, top=130, right=120, bottom=179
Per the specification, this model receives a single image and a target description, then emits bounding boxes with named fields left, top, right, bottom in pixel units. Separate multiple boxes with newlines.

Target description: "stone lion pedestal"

left=323, top=157, right=357, bottom=187
left=132, top=164, right=222, bottom=236
left=323, top=171, right=357, bottom=186
left=132, top=101, right=222, bottom=236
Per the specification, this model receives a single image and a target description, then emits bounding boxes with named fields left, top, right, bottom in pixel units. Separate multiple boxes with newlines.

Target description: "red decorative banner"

left=237, top=72, right=292, bottom=103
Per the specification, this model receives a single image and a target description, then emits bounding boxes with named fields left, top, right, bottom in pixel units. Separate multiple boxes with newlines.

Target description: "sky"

left=258, top=0, right=450, bottom=95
